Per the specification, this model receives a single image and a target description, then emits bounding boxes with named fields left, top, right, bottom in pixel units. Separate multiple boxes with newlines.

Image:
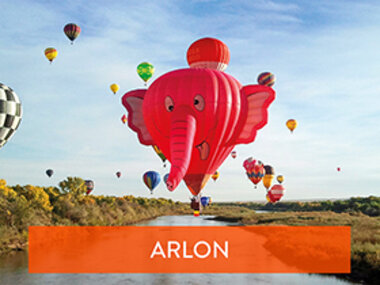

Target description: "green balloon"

left=137, top=62, right=154, bottom=83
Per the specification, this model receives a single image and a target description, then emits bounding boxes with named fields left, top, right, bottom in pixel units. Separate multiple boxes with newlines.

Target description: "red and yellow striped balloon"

left=44, top=47, right=57, bottom=63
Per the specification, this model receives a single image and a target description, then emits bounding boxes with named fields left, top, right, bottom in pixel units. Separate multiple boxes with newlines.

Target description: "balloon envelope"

left=110, top=84, right=120, bottom=94
left=44, top=47, right=57, bottom=62
left=122, top=39, right=275, bottom=196
left=0, top=83, right=22, bottom=149
left=211, top=171, right=219, bottom=181
left=137, top=62, right=154, bottom=83
left=286, top=119, right=297, bottom=133
left=190, top=197, right=200, bottom=210
left=152, top=145, right=167, bottom=164
left=64, top=23, right=81, bottom=43
left=244, top=158, right=264, bottom=186
left=231, top=151, right=237, bottom=159
left=85, top=180, right=94, bottom=195
left=116, top=171, right=121, bottom=178
left=257, top=72, right=275, bottom=87
left=186, top=37, right=230, bottom=71
left=200, top=196, right=210, bottom=207
left=143, top=171, right=161, bottom=193
left=264, top=165, right=274, bottom=175
left=46, top=169, right=54, bottom=177
left=263, top=174, right=274, bottom=190
left=267, top=184, right=285, bottom=203
left=121, top=114, right=128, bottom=124
left=163, top=173, right=169, bottom=184
left=277, top=175, right=284, bottom=184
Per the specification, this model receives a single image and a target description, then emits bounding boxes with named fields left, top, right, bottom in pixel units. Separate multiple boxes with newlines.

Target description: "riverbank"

left=206, top=209, right=380, bottom=284
left=0, top=177, right=191, bottom=255
left=1, top=178, right=379, bottom=283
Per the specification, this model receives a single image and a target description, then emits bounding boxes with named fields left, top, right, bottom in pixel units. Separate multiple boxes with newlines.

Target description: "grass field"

left=203, top=205, right=380, bottom=284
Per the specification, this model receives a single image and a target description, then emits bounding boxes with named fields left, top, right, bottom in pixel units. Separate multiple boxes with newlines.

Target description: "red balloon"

left=243, top=157, right=264, bottom=186
left=121, top=114, right=127, bottom=124
left=267, top=184, right=285, bottom=203
left=186, top=37, right=230, bottom=71
left=337, top=167, right=341, bottom=172
left=122, top=39, right=275, bottom=196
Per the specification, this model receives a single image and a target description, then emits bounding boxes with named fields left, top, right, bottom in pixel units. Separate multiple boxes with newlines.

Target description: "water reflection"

left=0, top=215, right=354, bottom=285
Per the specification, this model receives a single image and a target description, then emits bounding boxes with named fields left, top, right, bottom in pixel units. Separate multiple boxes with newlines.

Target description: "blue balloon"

left=143, top=171, right=161, bottom=193
left=163, top=173, right=169, bottom=184
left=201, top=196, right=210, bottom=207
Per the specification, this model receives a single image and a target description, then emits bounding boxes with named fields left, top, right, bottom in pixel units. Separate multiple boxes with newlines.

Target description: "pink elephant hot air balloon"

left=122, top=38, right=275, bottom=196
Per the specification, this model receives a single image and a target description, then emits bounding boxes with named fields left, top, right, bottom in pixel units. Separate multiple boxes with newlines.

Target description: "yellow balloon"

left=286, top=119, right=297, bottom=133
left=277, top=175, right=284, bottom=184
left=263, top=174, right=274, bottom=189
left=110, top=83, right=120, bottom=94
left=212, top=171, right=220, bottom=181
left=44, top=47, right=57, bottom=63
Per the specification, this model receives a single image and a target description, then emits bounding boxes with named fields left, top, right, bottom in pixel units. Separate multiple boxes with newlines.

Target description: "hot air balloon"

left=0, top=83, right=22, bottom=150
left=243, top=157, right=264, bottom=188
left=143, top=171, right=161, bottom=194
left=116, top=171, right=121, bottom=178
left=286, top=119, right=297, bottom=133
left=200, top=196, right=210, bottom=207
left=263, top=165, right=275, bottom=190
left=44, top=47, right=57, bottom=63
left=122, top=38, right=275, bottom=196
left=121, top=114, right=128, bottom=124
left=277, top=175, right=284, bottom=184
left=63, top=23, right=81, bottom=44
left=163, top=173, right=169, bottom=184
left=110, top=83, right=119, bottom=94
left=337, top=167, right=341, bottom=172
left=152, top=145, right=167, bottom=167
left=231, top=151, right=237, bottom=159
left=267, top=184, right=285, bottom=203
left=257, top=72, right=275, bottom=87
left=137, top=62, right=154, bottom=86
left=191, top=197, right=201, bottom=211
left=46, top=169, right=54, bottom=178
left=211, top=171, right=219, bottom=181
left=85, top=180, right=94, bottom=195
left=186, top=37, right=230, bottom=71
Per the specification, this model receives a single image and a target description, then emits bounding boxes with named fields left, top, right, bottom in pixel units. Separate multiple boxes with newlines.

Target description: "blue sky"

left=1, top=0, right=379, bottom=202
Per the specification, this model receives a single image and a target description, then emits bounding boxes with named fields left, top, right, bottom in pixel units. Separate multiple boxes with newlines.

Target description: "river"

left=0, top=215, right=355, bottom=285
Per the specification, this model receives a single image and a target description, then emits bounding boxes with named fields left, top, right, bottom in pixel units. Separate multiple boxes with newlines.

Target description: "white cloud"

left=1, top=1, right=380, bottom=202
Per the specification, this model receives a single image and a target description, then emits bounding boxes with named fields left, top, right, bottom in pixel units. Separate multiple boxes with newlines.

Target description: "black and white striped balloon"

left=0, top=83, right=22, bottom=149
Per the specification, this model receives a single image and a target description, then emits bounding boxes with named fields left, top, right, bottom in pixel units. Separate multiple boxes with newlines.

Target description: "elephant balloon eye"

left=165, top=96, right=174, bottom=112
left=194, top=94, right=205, bottom=111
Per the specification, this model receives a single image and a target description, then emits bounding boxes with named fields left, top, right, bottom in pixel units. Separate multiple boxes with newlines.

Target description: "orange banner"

left=29, top=226, right=350, bottom=273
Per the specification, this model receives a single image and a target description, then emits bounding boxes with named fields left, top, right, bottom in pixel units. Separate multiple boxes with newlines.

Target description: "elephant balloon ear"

left=122, top=89, right=155, bottom=145
left=233, top=85, right=275, bottom=144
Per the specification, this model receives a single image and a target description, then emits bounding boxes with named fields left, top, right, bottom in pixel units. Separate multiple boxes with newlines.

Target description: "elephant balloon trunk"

left=166, top=111, right=196, bottom=191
